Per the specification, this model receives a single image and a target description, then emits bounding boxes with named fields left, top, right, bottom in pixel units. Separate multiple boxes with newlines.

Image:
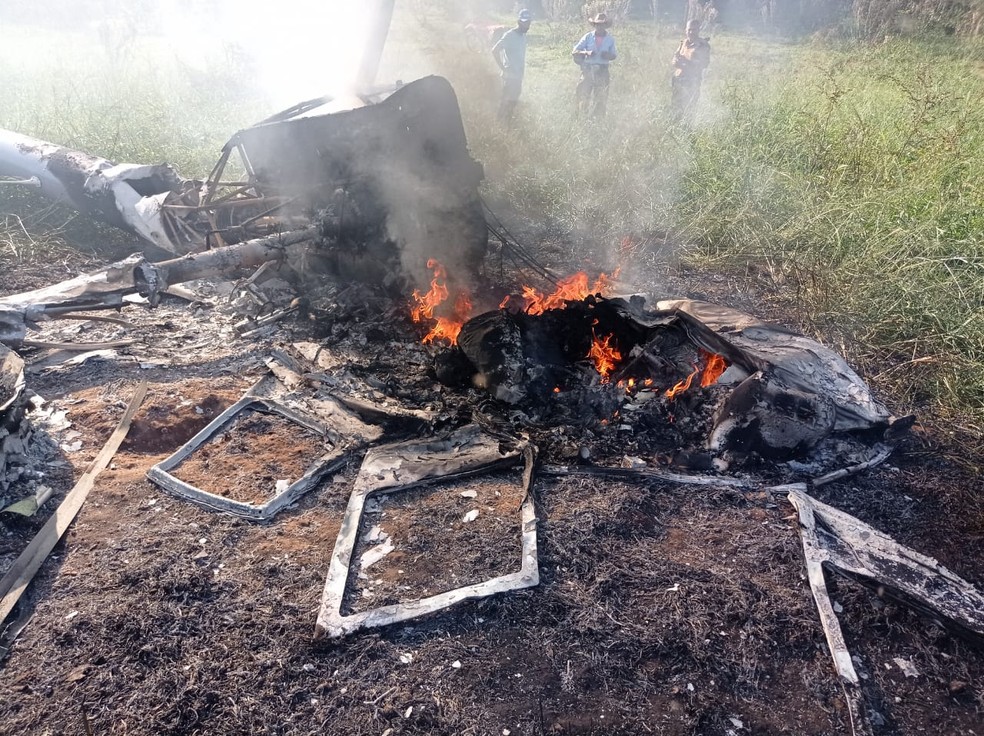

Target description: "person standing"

left=671, top=19, right=711, bottom=124
left=491, top=9, right=532, bottom=123
left=572, top=12, right=617, bottom=118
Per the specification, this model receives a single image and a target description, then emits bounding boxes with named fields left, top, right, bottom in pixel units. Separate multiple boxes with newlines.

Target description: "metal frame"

left=147, top=396, right=347, bottom=520
left=315, top=428, right=539, bottom=639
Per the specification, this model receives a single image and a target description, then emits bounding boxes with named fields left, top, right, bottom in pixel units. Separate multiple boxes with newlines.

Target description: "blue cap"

left=518, top=9, right=532, bottom=22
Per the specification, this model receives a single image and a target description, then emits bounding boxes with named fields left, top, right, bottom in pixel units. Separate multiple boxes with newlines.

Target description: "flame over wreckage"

left=0, top=64, right=917, bottom=485
left=3, top=60, right=984, bottom=729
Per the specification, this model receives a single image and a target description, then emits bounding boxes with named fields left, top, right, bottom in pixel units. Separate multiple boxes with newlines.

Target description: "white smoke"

left=156, top=0, right=375, bottom=108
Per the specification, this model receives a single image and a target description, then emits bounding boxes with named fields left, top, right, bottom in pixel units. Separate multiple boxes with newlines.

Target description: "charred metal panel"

left=233, top=76, right=488, bottom=288
left=708, top=370, right=838, bottom=458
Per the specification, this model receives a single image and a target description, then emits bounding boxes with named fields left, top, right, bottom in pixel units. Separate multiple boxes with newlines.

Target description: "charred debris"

left=0, top=72, right=979, bottom=732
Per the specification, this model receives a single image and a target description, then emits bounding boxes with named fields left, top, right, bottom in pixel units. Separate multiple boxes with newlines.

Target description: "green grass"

left=0, top=25, right=269, bottom=262
left=0, top=27, right=267, bottom=174
left=414, top=18, right=984, bottom=422
left=2, top=16, right=983, bottom=426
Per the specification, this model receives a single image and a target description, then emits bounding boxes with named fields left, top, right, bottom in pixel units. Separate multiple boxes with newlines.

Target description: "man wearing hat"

left=491, top=9, right=532, bottom=123
left=572, top=12, right=617, bottom=118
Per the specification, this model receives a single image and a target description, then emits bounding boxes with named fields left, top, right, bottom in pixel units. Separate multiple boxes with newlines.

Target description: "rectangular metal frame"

left=147, top=396, right=346, bottom=520
left=315, top=427, right=539, bottom=639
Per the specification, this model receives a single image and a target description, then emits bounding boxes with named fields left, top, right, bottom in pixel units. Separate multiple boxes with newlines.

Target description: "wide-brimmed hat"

left=588, top=12, right=611, bottom=26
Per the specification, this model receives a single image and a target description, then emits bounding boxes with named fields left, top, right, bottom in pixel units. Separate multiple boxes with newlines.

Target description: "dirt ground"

left=1, top=238, right=982, bottom=736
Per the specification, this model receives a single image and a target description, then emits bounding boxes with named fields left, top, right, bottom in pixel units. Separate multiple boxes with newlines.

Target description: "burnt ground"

left=1, top=237, right=983, bottom=736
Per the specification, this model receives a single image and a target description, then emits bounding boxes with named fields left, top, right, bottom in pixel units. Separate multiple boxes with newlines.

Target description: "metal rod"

left=0, top=176, right=41, bottom=188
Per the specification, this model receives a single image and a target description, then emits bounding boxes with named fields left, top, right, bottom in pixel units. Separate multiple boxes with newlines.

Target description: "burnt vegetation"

left=1, top=1, right=983, bottom=735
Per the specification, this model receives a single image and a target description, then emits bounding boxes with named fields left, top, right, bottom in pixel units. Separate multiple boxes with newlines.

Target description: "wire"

left=480, top=197, right=560, bottom=287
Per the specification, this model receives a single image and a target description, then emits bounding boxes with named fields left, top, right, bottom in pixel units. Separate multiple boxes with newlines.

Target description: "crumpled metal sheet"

left=0, top=346, right=25, bottom=414
left=0, top=254, right=151, bottom=313
left=657, top=299, right=898, bottom=433
left=0, top=254, right=156, bottom=348
left=788, top=485, right=984, bottom=646
left=0, top=127, right=186, bottom=252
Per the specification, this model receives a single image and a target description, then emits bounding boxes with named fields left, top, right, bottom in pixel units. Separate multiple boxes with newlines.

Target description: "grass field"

left=2, top=14, right=983, bottom=430
left=408, top=17, right=984, bottom=428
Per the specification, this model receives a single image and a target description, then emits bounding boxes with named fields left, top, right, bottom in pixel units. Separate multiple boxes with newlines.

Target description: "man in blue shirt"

left=572, top=12, right=617, bottom=118
left=491, top=9, right=532, bottom=123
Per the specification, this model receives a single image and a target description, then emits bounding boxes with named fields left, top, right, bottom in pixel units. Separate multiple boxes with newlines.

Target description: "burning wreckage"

left=1, top=68, right=982, bottom=729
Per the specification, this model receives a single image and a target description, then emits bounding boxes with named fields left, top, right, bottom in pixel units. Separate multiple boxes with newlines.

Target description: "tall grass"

left=2, top=14, right=983, bottom=423
left=0, top=27, right=267, bottom=174
left=677, top=39, right=984, bottom=415
left=417, top=19, right=984, bottom=420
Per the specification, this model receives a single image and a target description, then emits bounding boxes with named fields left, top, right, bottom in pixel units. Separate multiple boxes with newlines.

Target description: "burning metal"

left=442, top=293, right=911, bottom=463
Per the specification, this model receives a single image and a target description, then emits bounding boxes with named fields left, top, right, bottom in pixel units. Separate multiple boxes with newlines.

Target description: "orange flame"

left=700, top=351, right=727, bottom=387
left=665, top=367, right=699, bottom=399
left=666, top=351, right=728, bottom=399
left=411, top=259, right=472, bottom=345
left=501, top=272, right=612, bottom=315
left=588, top=332, right=621, bottom=383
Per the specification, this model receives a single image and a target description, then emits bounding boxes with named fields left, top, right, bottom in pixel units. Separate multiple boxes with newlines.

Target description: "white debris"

left=41, top=409, right=72, bottom=432
left=64, top=349, right=118, bottom=366
left=462, top=509, right=480, bottom=523
left=451, top=660, right=462, bottom=669
left=361, top=539, right=395, bottom=570
left=460, top=490, right=478, bottom=499
left=363, top=525, right=388, bottom=544
left=893, top=657, right=920, bottom=678
left=275, top=479, right=290, bottom=493
left=399, top=653, right=413, bottom=665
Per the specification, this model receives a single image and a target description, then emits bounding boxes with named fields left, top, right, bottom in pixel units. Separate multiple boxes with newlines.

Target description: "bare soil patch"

left=170, top=410, right=326, bottom=504
left=346, top=469, right=527, bottom=613
left=0, top=248, right=982, bottom=736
